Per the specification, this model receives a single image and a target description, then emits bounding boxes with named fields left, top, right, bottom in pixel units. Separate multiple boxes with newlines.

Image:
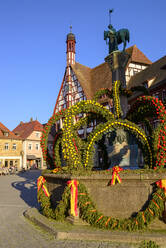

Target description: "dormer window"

left=36, top=132, right=40, bottom=138
left=4, top=132, right=9, bottom=137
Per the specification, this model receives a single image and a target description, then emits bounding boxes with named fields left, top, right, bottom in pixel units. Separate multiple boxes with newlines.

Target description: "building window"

left=133, top=69, right=138, bottom=75
left=12, top=143, right=17, bottom=150
left=10, top=161, right=13, bottom=166
left=28, top=143, right=32, bottom=150
left=4, top=143, right=9, bottom=150
left=4, top=132, right=9, bottom=137
left=35, top=144, right=39, bottom=150
left=153, top=120, right=159, bottom=129
left=49, top=144, right=53, bottom=151
left=162, top=90, right=166, bottom=102
left=36, top=132, right=40, bottom=138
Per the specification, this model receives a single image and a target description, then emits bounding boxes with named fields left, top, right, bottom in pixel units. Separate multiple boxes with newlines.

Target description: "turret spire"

left=66, top=26, right=76, bottom=66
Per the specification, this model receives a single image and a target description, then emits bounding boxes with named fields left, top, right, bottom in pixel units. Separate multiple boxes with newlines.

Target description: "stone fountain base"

left=43, top=172, right=166, bottom=219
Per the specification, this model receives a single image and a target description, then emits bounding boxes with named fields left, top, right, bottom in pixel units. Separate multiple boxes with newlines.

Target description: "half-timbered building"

left=53, top=31, right=152, bottom=132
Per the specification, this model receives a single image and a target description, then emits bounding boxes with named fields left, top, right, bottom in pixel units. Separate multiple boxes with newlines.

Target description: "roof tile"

left=13, top=120, right=43, bottom=139
left=0, top=122, right=22, bottom=140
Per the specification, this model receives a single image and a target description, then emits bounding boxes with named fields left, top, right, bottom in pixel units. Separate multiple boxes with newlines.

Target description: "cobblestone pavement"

left=0, top=171, right=136, bottom=248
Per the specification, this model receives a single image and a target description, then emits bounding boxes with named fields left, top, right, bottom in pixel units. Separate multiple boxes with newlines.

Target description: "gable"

left=53, top=66, right=87, bottom=114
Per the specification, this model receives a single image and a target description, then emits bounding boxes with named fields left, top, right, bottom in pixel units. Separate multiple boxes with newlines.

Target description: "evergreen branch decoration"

left=84, top=119, right=153, bottom=168
left=93, top=88, right=113, bottom=101
left=61, top=100, right=114, bottom=169
left=127, top=96, right=166, bottom=168
left=37, top=177, right=166, bottom=231
left=112, top=80, right=122, bottom=118
left=41, top=86, right=166, bottom=170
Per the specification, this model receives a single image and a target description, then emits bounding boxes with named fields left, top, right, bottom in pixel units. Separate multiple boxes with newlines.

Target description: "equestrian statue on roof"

left=104, top=9, right=130, bottom=54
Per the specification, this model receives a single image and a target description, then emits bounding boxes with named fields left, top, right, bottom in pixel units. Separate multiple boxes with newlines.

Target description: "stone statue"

left=104, top=13, right=130, bottom=54
left=107, top=129, right=130, bottom=168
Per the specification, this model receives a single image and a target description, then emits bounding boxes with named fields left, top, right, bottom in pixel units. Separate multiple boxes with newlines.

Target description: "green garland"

left=152, top=122, right=166, bottom=168
left=53, top=133, right=62, bottom=168
left=139, top=240, right=160, bottom=248
left=84, top=119, right=152, bottom=168
left=92, top=87, right=132, bottom=102
left=37, top=177, right=166, bottom=231
left=37, top=181, right=70, bottom=220
left=93, top=88, right=112, bottom=102
left=127, top=96, right=166, bottom=168
left=112, top=80, right=122, bottom=118
left=40, top=108, right=67, bottom=166
left=41, top=89, right=165, bottom=171
left=61, top=100, right=114, bottom=169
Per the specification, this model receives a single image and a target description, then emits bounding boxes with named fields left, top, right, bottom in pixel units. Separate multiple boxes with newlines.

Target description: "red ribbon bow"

left=111, top=166, right=123, bottom=185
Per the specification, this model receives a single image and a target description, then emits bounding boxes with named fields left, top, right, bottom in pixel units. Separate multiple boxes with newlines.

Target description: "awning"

left=27, top=155, right=36, bottom=160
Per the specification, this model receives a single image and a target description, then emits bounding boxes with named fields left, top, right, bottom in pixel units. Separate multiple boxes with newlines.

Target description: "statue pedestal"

left=105, top=51, right=130, bottom=118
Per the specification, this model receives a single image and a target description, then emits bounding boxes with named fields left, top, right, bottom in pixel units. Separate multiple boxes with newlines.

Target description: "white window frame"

left=4, top=143, right=9, bottom=150
left=35, top=143, right=39, bottom=150
left=28, top=143, right=32, bottom=150
left=12, top=143, right=17, bottom=150
left=36, top=132, right=40, bottom=138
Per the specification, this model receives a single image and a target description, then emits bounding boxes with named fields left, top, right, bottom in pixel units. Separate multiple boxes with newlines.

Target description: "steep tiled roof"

left=71, top=63, right=92, bottom=99
left=127, top=55, right=166, bottom=89
left=71, top=45, right=151, bottom=99
left=13, top=120, right=43, bottom=139
left=126, top=45, right=152, bottom=65
left=90, top=62, right=112, bottom=98
left=0, top=122, right=22, bottom=140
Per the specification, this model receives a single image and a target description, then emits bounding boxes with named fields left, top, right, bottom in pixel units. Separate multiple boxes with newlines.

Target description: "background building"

left=13, top=119, right=44, bottom=169
left=0, top=122, right=23, bottom=170
left=49, top=31, right=165, bottom=168
left=53, top=32, right=153, bottom=132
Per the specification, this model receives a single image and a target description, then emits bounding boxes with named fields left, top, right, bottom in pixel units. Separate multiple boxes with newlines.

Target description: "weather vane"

left=109, top=9, right=114, bottom=25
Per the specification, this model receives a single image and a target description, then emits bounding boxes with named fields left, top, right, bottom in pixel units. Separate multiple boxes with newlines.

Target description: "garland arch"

left=127, top=96, right=166, bottom=168
left=61, top=100, right=115, bottom=169
left=84, top=119, right=153, bottom=168
left=41, top=90, right=166, bottom=170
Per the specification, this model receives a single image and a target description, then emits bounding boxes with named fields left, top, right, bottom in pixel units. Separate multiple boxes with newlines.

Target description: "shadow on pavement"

left=12, top=170, right=41, bottom=208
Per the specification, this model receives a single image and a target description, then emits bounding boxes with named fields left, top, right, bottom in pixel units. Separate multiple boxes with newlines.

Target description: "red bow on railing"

left=37, top=176, right=50, bottom=197
left=111, top=166, right=123, bottom=185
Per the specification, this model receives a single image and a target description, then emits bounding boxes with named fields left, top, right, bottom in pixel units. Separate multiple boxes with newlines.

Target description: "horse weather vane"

left=104, top=9, right=130, bottom=54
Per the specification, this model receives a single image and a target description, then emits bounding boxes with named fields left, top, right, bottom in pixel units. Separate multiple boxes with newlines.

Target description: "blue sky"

left=0, top=0, right=166, bottom=130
